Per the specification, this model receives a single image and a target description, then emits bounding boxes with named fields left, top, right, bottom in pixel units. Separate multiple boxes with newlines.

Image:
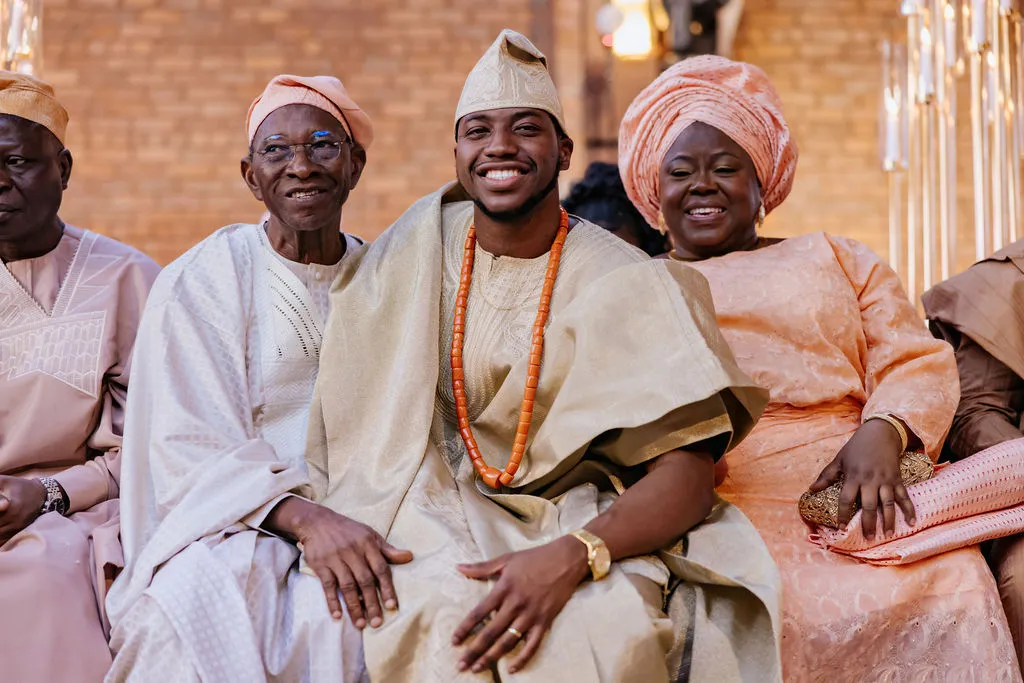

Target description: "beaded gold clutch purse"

left=798, top=451, right=935, bottom=529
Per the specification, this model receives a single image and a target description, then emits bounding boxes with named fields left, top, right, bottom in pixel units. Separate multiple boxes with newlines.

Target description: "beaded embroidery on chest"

left=253, top=230, right=344, bottom=470
left=437, top=237, right=548, bottom=427
left=435, top=214, right=641, bottom=483
left=0, top=229, right=92, bottom=325
left=256, top=226, right=344, bottom=361
left=268, top=268, right=323, bottom=360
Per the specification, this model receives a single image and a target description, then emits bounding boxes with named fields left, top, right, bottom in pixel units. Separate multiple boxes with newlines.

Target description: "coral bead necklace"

left=450, top=207, right=570, bottom=488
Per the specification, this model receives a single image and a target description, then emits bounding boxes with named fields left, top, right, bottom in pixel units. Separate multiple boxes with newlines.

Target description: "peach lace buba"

left=694, top=234, right=1019, bottom=680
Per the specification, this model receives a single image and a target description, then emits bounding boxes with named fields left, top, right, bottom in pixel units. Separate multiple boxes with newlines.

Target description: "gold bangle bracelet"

left=865, top=413, right=909, bottom=452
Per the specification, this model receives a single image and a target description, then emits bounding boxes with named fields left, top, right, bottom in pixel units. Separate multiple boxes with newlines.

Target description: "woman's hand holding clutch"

left=809, top=418, right=917, bottom=540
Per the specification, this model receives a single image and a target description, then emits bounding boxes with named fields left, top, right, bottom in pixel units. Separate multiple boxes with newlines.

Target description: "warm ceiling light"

left=610, top=0, right=654, bottom=60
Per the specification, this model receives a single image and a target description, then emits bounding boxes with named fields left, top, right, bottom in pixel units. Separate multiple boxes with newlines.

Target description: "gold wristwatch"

left=570, top=529, right=611, bottom=581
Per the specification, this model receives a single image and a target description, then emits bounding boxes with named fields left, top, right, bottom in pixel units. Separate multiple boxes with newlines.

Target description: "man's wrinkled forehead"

left=252, top=104, right=350, bottom=148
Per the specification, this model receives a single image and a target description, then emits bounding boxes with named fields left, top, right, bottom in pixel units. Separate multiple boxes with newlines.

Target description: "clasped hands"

left=294, top=504, right=589, bottom=674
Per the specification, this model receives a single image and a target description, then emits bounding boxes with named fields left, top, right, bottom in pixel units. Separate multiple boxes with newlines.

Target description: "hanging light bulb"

left=610, top=0, right=654, bottom=60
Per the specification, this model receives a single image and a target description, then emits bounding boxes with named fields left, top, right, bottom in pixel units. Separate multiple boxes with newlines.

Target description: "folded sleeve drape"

left=828, top=234, right=959, bottom=457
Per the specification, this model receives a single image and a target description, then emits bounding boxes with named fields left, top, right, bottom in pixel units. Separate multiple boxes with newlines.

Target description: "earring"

left=657, top=211, right=668, bottom=235
left=757, top=204, right=766, bottom=228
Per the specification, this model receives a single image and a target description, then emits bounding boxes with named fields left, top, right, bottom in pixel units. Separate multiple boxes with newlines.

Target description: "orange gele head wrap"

left=246, top=74, right=374, bottom=150
left=618, top=55, right=798, bottom=229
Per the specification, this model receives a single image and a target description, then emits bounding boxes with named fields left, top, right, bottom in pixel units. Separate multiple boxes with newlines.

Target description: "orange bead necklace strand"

left=451, top=207, right=570, bottom=489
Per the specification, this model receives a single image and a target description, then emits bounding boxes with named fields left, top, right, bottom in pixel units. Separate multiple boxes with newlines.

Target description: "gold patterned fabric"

left=454, top=29, right=567, bottom=133
left=307, top=183, right=782, bottom=682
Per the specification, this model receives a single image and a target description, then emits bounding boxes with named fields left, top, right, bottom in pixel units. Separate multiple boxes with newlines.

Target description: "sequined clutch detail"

left=798, top=451, right=934, bottom=529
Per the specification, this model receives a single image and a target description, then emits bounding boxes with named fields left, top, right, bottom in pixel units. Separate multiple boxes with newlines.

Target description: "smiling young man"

left=306, top=30, right=783, bottom=682
left=105, top=75, right=375, bottom=682
left=0, top=73, right=160, bottom=682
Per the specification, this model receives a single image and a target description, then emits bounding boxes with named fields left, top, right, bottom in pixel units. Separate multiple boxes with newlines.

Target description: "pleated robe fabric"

left=306, top=184, right=784, bottom=683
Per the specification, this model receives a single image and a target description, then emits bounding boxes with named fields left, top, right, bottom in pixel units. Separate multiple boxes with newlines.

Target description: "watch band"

left=39, top=476, right=68, bottom=516
left=569, top=529, right=611, bottom=581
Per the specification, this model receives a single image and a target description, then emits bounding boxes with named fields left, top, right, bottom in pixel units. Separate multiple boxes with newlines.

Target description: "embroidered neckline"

left=0, top=228, right=91, bottom=321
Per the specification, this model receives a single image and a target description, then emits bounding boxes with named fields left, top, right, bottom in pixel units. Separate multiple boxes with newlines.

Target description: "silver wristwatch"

left=39, top=476, right=67, bottom=516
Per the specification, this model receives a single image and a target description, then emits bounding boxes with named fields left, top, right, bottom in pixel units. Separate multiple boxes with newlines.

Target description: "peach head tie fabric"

left=246, top=74, right=374, bottom=150
left=618, top=55, right=798, bottom=228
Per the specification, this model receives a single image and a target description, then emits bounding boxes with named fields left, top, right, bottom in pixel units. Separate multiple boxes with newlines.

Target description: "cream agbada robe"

left=106, top=224, right=366, bottom=683
left=307, top=185, right=783, bottom=683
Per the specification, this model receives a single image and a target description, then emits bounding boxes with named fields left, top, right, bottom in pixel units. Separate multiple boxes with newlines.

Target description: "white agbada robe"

left=105, top=223, right=366, bottom=683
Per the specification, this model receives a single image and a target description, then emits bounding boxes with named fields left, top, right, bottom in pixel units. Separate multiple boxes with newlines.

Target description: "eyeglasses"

left=255, top=139, right=349, bottom=165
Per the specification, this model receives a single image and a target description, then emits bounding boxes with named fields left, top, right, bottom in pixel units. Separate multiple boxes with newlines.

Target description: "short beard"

left=473, top=166, right=561, bottom=223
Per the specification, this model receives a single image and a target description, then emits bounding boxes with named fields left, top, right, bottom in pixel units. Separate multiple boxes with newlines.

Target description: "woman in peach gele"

left=618, top=55, right=1021, bottom=682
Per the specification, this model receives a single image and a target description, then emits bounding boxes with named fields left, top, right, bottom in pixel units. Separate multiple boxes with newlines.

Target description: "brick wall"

left=730, top=0, right=903, bottom=254
left=45, top=0, right=938, bottom=267
left=733, top=0, right=985, bottom=284
left=45, top=0, right=532, bottom=264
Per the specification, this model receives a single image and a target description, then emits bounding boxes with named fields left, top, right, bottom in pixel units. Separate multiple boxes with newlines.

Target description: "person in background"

left=0, top=72, right=160, bottom=682
left=618, top=54, right=1021, bottom=681
left=562, top=161, right=666, bottom=256
left=924, top=245, right=1024, bottom=667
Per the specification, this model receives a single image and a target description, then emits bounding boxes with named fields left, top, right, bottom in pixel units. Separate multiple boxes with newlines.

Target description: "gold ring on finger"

left=507, top=626, right=523, bottom=639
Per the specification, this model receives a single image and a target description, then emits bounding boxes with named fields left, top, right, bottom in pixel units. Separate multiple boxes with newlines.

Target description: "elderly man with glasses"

left=105, top=74, right=375, bottom=683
